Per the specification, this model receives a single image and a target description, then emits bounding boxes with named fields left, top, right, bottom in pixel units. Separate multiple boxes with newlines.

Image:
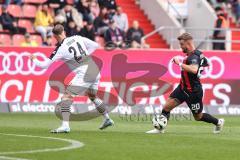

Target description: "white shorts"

left=65, top=58, right=101, bottom=95
left=66, top=73, right=100, bottom=95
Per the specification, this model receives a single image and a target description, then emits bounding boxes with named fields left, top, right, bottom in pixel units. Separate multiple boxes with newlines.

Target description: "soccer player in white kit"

left=30, top=24, right=114, bottom=133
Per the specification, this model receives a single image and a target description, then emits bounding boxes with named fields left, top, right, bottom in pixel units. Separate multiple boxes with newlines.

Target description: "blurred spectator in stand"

left=54, top=12, right=66, bottom=25
left=76, top=0, right=92, bottom=22
left=104, top=19, right=125, bottom=47
left=98, top=0, right=117, bottom=10
left=58, top=4, right=83, bottom=32
left=212, top=7, right=228, bottom=50
left=4, top=0, right=22, bottom=5
left=0, top=5, right=26, bottom=35
left=126, top=20, right=148, bottom=48
left=42, top=34, right=53, bottom=46
left=47, top=0, right=67, bottom=13
left=79, top=20, right=95, bottom=41
left=94, top=6, right=110, bottom=36
left=113, top=6, right=128, bottom=32
left=65, top=20, right=79, bottom=36
left=98, top=0, right=117, bottom=17
left=21, top=33, right=38, bottom=47
left=34, top=3, right=54, bottom=42
left=224, top=0, right=235, bottom=23
left=98, top=0, right=104, bottom=7
left=236, top=0, right=240, bottom=27
left=90, top=0, right=100, bottom=20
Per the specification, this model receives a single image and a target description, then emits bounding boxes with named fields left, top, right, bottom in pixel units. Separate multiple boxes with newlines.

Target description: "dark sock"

left=161, top=109, right=170, bottom=120
left=200, top=113, right=218, bottom=125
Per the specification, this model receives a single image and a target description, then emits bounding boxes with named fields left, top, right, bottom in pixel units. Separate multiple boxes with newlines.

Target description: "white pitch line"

left=0, top=133, right=84, bottom=155
left=0, top=155, right=31, bottom=160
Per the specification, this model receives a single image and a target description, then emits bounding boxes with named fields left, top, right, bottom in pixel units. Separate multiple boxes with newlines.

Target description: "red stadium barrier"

left=0, top=47, right=240, bottom=114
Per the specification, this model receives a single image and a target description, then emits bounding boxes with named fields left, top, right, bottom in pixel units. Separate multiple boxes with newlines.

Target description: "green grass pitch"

left=0, top=113, right=239, bottom=160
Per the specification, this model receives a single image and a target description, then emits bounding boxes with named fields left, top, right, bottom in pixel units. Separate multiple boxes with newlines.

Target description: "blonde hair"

left=52, top=24, right=64, bottom=35
left=177, top=33, right=193, bottom=41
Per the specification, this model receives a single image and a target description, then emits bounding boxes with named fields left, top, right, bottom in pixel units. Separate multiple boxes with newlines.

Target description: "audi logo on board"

left=168, top=56, right=225, bottom=79
left=0, top=51, right=226, bottom=79
left=0, top=52, right=47, bottom=75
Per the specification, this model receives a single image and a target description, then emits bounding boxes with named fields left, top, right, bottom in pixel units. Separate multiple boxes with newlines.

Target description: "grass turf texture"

left=0, top=113, right=239, bottom=160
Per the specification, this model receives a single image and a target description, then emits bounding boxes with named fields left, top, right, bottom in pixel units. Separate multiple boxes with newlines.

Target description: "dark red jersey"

left=180, top=50, right=208, bottom=92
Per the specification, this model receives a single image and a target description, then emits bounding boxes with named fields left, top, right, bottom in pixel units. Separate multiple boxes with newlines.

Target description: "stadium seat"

left=12, top=34, right=25, bottom=46
left=0, top=34, right=11, bottom=46
left=0, top=29, right=10, bottom=33
left=24, top=0, right=47, bottom=4
left=8, top=5, right=22, bottom=18
left=22, top=5, right=37, bottom=18
left=116, top=0, right=168, bottom=48
left=31, top=34, right=42, bottom=45
left=18, top=20, right=35, bottom=33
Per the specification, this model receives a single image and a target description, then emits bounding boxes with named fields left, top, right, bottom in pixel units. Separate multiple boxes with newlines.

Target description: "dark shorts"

left=169, top=85, right=203, bottom=114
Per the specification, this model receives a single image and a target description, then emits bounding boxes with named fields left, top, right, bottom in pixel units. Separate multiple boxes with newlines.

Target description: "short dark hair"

left=177, top=33, right=193, bottom=41
left=52, top=24, right=64, bottom=35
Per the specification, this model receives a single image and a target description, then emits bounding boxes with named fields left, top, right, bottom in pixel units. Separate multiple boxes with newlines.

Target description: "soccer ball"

left=152, top=115, right=168, bottom=130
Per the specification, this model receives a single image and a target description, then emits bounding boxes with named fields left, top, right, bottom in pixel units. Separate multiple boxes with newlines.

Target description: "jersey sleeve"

left=82, top=37, right=99, bottom=54
left=49, top=44, right=63, bottom=61
left=33, top=58, right=53, bottom=69
left=32, top=44, right=64, bottom=69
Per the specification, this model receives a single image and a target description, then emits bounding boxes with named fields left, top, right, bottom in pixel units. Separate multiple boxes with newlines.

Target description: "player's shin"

left=161, top=109, right=170, bottom=120
left=58, top=99, right=73, bottom=128
left=90, top=97, right=114, bottom=129
left=92, top=98, right=110, bottom=120
left=199, top=113, right=218, bottom=125
left=51, top=99, right=72, bottom=133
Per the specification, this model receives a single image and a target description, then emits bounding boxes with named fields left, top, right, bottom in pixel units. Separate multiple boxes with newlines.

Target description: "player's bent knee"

left=87, top=93, right=96, bottom=101
left=61, top=93, right=73, bottom=101
left=193, top=114, right=203, bottom=121
left=194, top=117, right=201, bottom=121
left=163, top=98, right=180, bottom=112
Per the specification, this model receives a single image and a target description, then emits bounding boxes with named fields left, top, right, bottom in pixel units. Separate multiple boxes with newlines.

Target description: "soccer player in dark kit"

left=147, top=33, right=224, bottom=134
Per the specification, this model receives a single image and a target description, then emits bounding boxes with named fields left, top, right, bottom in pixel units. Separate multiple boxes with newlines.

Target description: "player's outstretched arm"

left=172, top=56, right=198, bottom=74
left=30, top=55, right=53, bottom=69
left=181, top=64, right=198, bottom=74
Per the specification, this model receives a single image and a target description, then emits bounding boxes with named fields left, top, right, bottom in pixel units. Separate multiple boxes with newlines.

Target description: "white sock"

left=93, top=98, right=102, bottom=106
left=217, top=119, right=223, bottom=125
left=92, top=98, right=111, bottom=120
left=103, top=113, right=110, bottom=120
left=62, top=121, right=69, bottom=128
